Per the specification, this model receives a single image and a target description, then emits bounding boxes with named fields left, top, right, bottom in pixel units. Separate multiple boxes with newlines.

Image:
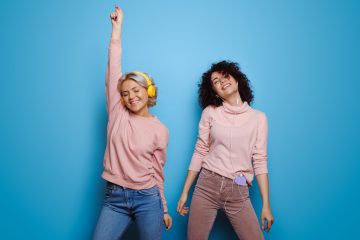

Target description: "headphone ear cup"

left=147, top=85, right=156, bottom=97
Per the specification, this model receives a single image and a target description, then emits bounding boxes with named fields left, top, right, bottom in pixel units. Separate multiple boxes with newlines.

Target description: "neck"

left=224, top=91, right=243, bottom=106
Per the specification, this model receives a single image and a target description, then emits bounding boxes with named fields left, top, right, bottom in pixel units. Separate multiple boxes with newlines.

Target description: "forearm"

left=158, top=182, right=168, bottom=213
left=154, top=170, right=168, bottom=213
left=256, top=173, right=270, bottom=207
left=106, top=6, right=123, bottom=113
left=111, top=26, right=122, bottom=41
left=181, top=170, right=199, bottom=195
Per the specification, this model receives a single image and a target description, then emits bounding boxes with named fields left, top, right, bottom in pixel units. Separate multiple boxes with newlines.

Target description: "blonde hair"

left=118, top=71, right=158, bottom=107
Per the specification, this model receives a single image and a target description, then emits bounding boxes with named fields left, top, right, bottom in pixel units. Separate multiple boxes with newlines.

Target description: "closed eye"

left=212, top=78, right=220, bottom=86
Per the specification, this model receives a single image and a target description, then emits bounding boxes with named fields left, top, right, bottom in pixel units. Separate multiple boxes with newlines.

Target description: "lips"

left=222, top=83, right=231, bottom=90
left=129, top=99, right=140, bottom=105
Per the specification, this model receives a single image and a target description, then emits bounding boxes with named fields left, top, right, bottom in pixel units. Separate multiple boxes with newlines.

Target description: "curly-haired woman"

left=177, top=61, right=274, bottom=239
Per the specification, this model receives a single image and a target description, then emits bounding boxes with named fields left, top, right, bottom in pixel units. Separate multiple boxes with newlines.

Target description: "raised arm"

left=106, top=6, right=124, bottom=113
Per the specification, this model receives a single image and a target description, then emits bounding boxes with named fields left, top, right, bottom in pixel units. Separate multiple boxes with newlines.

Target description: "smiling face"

left=120, top=79, right=150, bottom=116
left=210, top=71, right=238, bottom=100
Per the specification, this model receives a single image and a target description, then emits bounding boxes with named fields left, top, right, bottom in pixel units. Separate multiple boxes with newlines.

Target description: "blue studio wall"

left=1, top=0, right=359, bottom=239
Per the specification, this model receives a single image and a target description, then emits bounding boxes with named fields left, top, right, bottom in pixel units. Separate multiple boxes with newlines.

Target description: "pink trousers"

left=188, top=168, right=264, bottom=240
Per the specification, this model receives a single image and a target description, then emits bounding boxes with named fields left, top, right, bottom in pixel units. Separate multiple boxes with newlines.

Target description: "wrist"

left=111, top=27, right=121, bottom=35
left=262, top=202, right=271, bottom=209
left=111, top=33, right=121, bottom=41
left=181, top=191, right=188, bottom=197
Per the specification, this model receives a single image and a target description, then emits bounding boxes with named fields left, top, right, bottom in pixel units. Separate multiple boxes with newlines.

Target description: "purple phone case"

left=234, top=175, right=247, bottom=186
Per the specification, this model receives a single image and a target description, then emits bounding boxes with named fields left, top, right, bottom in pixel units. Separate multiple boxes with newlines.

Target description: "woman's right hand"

left=110, top=6, right=123, bottom=31
left=177, top=192, right=189, bottom=216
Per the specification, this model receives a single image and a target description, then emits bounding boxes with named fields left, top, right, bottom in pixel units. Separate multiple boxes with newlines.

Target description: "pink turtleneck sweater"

left=101, top=39, right=169, bottom=212
left=189, top=102, right=268, bottom=185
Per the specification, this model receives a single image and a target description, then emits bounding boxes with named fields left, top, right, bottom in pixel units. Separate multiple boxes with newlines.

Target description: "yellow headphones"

left=132, top=71, right=156, bottom=98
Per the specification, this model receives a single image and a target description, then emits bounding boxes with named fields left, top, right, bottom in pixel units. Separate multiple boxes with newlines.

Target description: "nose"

left=128, top=91, right=135, bottom=99
left=220, top=77, right=228, bottom=85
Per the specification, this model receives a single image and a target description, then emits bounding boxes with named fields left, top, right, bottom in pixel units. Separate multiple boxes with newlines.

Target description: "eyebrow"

left=121, top=86, right=140, bottom=94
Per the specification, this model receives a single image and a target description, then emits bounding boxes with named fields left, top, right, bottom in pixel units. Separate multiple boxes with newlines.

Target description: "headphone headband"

left=131, top=71, right=156, bottom=98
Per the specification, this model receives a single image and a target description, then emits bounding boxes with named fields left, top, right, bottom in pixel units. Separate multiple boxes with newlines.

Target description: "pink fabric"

left=101, top=39, right=169, bottom=212
left=189, top=101, right=268, bottom=185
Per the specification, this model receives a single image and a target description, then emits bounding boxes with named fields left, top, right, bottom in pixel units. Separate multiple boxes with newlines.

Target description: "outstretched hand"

left=110, top=6, right=123, bottom=30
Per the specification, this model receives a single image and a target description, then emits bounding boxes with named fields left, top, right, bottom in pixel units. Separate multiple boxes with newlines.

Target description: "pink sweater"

left=102, top=39, right=169, bottom=212
left=189, top=101, right=268, bottom=185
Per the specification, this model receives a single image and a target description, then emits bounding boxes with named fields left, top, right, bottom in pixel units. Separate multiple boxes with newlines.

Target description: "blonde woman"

left=93, top=6, right=172, bottom=240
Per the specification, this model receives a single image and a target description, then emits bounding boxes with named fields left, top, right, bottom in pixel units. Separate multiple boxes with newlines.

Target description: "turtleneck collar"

left=222, top=101, right=250, bottom=114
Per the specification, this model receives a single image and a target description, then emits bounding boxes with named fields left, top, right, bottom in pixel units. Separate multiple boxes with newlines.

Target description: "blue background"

left=1, top=0, right=359, bottom=239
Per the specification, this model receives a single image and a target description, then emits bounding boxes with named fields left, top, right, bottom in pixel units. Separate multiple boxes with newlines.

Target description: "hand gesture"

left=261, top=206, right=274, bottom=232
left=177, top=193, right=189, bottom=216
left=110, top=6, right=123, bottom=31
left=163, top=213, right=173, bottom=230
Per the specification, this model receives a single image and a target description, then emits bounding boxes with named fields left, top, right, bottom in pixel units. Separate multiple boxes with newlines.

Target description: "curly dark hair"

left=198, top=60, right=254, bottom=109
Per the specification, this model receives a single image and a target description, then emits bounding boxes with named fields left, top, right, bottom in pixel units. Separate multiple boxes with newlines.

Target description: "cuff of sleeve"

left=163, top=205, right=168, bottom=213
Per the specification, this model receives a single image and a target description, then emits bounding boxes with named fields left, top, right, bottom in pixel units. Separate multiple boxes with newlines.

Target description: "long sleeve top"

left=188, top=101, right=268, bottom=185
left=102, top=39, right=169, bottom=212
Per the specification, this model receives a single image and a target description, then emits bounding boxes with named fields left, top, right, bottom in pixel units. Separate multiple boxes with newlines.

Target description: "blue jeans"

left=93, top=182, right=164, bottom=240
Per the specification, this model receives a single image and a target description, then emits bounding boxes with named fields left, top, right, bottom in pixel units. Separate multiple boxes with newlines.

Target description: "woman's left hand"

left=261, top=206, right=274, bottom=232
left=163, top=213, right=172, bottom=230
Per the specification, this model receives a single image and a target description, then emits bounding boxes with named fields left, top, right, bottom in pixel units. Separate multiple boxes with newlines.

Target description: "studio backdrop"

left=1, top=0, right=359, bottom=239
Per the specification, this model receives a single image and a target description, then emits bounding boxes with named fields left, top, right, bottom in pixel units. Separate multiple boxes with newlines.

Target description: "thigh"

left=188, top=178, right=220, bottom=240
left=224, top=186, right=264, bottom=240
left=133, top=186, right=163, bottom=240
left=93, top=204, right=132, bottom=240
left=93, top=182, right=132, bottom=240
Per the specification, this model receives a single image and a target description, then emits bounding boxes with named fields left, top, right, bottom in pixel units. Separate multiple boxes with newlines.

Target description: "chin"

left=224, top=89, right=237, bottom=96
left=128, top=104, right=147, bottom=114
left=128, top=106, right=141, bottom=113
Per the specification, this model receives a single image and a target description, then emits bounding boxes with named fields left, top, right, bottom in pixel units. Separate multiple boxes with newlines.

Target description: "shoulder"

left=250, top=107, right=268, bottom=126
left=153, top=117, right=169, bottom=139
left=255, top=109, right=267, bottom=119
left=201, top=105, right=218, bottom=118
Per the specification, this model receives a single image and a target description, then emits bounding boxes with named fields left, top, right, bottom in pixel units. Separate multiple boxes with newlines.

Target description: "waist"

left=201, top=168, right=234, bottom=182
left=102, top=171, right=156, bottom=190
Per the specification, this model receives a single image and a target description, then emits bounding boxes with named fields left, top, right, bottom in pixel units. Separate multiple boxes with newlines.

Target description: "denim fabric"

left=93, top=182, right=163, bottom=240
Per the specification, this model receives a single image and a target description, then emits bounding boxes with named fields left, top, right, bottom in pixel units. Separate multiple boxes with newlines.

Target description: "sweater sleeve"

left=105, top=39, right=124, bottom=114
left=152, top=129, right=169, bottom=213
left=252, top=112, right=268, bottom=175
left=188, top=107, right=212, bottom=172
